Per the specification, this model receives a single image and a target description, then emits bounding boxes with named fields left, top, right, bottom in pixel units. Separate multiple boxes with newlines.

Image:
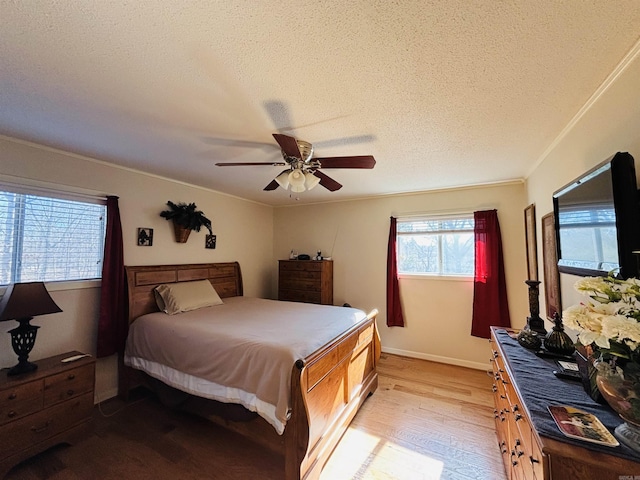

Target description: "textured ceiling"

left=1, top=1, right=640, bottom=205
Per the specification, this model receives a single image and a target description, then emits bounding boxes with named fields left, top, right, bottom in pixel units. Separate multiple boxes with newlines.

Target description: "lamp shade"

left=275, top=171, right=290, bottom=189
left=288, top=169, right=306, bottom=193
left=0, top=282, right=62, bottom=322
left=0, top=282, right=62, bottom=376
left=304, top=172, right=320, bottom=191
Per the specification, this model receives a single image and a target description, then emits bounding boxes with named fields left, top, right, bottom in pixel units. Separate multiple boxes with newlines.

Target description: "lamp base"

left=7, top=360, right=38, bottom=376
left=8, top=317, right=40, bottom=377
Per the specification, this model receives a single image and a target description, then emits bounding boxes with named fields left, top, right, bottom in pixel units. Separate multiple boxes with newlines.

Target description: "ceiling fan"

left=215, top=133, right=375, bottom=192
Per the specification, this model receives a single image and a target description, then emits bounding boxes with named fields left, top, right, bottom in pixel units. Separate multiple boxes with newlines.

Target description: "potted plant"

left=160, top=201, right=212, bottom=243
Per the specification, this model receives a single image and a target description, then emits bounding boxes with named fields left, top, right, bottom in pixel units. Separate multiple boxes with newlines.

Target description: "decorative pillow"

left=154, top=279, right=223, bottom=315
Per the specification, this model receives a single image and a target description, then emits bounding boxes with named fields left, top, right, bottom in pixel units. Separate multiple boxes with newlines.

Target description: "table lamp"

left=0, top=282, right=62, bottom=376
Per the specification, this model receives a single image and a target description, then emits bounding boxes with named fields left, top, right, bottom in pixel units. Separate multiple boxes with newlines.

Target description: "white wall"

left=526, top=43, right=640, bottom=322
left=273, top=182, right=529, bottom=369
left=0, top=136, right=274, bottom=401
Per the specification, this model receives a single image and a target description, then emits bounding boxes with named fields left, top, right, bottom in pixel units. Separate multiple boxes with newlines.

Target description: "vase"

left=172, top=222, right=191, bottom=243
left=543, top=313, right=575, bottom=356
left=596, top=371, right=640, bottom=452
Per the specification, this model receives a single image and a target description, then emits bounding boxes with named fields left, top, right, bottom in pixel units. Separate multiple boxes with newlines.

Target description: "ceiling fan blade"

left=264, top=169, right=290, bottom=191
left=272, top=133, right=301, bottom=158
left=216, top=162, right=286, bottom=166
left=315, top=155, right=376, bottom=169
left=314, top=170, right=343, bottom=191
left=264, top=179, right=279, bottom=191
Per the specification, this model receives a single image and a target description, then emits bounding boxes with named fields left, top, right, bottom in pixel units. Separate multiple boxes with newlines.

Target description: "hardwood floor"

left=5, top=354, right=507, bottom=480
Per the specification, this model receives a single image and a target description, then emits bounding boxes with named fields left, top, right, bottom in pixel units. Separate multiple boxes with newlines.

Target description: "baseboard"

left=381, top=346, right=489, bottom=371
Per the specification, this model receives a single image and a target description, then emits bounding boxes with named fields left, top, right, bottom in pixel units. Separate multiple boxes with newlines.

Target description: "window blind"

left=0, top=190, right=106, bottom=284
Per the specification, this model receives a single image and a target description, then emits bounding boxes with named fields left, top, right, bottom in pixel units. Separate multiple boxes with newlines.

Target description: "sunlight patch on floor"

left=321, top=427, right=444, bottom=480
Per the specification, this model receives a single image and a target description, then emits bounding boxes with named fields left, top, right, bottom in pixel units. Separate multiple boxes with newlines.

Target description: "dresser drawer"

left=0, top=381, right=43, bottom=426
left=279, top=289, right=322, bottom=304
left=281, top=270, right=322, bottom=281
left=280, top=261, right=323, bottom=272
left=279, top=276, right=321, bottom=291
left=44, top=364, right=94, bottom=407
left=0, top=391, right=93, bottom=458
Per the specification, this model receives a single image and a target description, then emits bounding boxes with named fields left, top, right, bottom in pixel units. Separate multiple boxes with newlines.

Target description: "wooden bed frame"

left=119, top=262, right=380, bottom=480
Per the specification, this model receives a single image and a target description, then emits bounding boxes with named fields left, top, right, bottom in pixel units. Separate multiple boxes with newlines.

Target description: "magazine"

left=548, top=405, right=619, bottom=447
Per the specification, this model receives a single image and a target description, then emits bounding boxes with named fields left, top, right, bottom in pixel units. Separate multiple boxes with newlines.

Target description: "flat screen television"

left=552, top=152, right=640, bottom=279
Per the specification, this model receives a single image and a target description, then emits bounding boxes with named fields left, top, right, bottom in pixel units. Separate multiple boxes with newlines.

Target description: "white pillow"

left=154, top=279, right=223, bottom=315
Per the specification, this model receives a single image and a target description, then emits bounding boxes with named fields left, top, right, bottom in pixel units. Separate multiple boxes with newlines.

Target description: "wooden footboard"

left=286, top=309, right=380, bottom=480
left=121, top=263, right=380, bottom=480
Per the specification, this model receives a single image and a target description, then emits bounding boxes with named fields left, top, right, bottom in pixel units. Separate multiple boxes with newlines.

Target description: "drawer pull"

left=8, top=393, right=17, bottom=400
left=67, top=374, right=76, bottom=380
left=67, top=389, right=75, bottom=396
left=7, top=410, right=17, bottom=418
left=31, top=421, right=51, bottom=433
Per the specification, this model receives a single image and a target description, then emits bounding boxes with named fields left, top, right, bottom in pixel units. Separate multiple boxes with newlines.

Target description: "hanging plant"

left=160, top=201, right=212, bottom=243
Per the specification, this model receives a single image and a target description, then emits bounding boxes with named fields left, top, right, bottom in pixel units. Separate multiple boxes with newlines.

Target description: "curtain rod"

left=392, top=209, right=476, bottom=219
left=0, top=175, right=108, bottom=202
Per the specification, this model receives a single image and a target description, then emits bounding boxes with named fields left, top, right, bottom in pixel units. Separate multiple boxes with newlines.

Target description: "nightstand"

left=0, top=351, right=95, bottom=478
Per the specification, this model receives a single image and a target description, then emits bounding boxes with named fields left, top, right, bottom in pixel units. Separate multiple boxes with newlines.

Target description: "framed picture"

left=205, top=234, right=216, bottom=249
left=524, top=204, right=538, bottom=281
left=542, top=212, right=562, bottom=320
left=137, top=228, right=153, bottom=246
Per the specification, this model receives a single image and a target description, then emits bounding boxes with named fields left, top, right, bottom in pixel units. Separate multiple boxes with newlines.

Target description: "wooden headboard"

left=125, top=262, right=243, bottom=323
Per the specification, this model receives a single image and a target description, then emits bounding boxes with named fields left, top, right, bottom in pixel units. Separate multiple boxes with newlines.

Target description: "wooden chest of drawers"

left=278, top=260, right=333, bottom=305
left=490, top=327, right=640, bottom=479
left=0, top=352, right=95, bottom=478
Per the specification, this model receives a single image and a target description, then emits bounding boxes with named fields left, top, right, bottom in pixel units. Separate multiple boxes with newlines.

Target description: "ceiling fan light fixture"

left=296, top=140, right=314, bottom=163
left=288, top=169, right=306, bottom=188
left=275, top=171, right=290, bottom=189
left=304, top=172, right=320, bottom=191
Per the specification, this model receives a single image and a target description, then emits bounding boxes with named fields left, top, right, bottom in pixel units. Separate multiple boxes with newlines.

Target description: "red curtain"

left=96, top=196, right=127, bottom=357
left=471, top=210, right=510, bottom=338
left=386, top=216, right=405, bottom=327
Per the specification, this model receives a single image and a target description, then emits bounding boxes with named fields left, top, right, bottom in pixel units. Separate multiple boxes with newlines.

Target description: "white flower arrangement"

left=563, top=275, right=640, bottom=363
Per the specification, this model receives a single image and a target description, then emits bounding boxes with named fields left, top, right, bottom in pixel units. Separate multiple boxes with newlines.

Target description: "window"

left=0, top=188, right=106, bottom=285
left=397, top=214, right=474, bottom=276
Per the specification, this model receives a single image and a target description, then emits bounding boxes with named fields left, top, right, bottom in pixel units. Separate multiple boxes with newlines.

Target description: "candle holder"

left=525, top=280, right=547, bottom=335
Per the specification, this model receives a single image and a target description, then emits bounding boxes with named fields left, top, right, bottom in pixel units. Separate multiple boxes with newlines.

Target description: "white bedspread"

left=124, top=296, right=366, bottom=434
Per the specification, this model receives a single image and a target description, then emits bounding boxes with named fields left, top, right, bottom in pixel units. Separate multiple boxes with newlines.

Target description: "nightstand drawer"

left=44, top=364, right=94, bottom=407
left=0, top=391, right=93, bottom=458
left=0, top=381, right=43, bottom=426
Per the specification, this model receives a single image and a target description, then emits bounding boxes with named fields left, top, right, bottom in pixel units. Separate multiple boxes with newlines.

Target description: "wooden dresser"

left=278, top=260, right=333, bottom=305
left=0, top=351, right=95, bottom=478
left=490, top=327, right=640, bottom=479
